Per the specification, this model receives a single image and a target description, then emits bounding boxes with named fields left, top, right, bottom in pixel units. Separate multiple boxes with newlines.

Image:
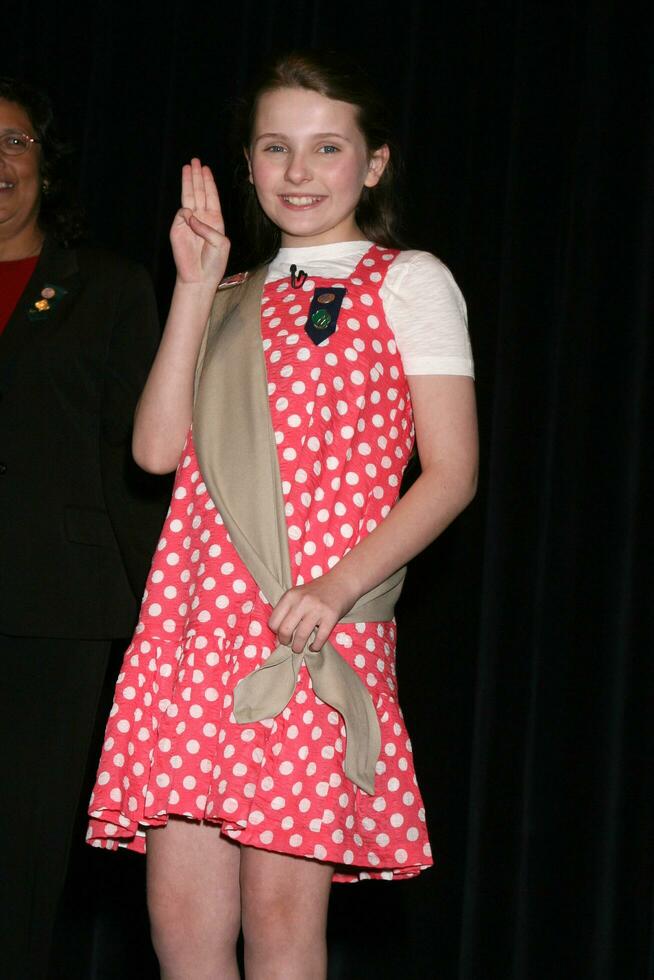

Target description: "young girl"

left=88, top=51, right=477, bottom=979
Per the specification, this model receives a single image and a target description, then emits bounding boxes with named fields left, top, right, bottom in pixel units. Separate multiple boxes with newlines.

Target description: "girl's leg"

left=146, top=818, right=242, bottom=980
left=240, top=846, right=334, bottom=980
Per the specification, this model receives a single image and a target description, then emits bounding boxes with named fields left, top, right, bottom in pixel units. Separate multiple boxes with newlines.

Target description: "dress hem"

left=87, top=805, right=433, bottom=883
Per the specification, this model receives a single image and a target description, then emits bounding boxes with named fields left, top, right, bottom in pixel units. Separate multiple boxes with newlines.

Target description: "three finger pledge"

left=172, top=158, right=230, bottom=285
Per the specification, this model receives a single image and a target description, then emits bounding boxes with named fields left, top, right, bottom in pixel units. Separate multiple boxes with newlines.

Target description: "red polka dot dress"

left=87, top=244, right=433, bottom=882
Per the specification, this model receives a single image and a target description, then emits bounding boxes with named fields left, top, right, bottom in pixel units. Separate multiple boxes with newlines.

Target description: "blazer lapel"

left=0, top=237, right=81, bottom=377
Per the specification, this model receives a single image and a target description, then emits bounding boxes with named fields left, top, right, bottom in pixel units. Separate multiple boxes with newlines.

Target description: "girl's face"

left=247, top=86, right=388, bottom=248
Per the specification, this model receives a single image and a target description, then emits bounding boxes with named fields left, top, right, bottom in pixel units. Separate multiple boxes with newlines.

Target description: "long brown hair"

left=233, top=51, right=403, bottom=264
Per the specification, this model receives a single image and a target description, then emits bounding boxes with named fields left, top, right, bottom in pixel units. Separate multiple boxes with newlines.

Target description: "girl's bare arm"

left=132, top=160, right=230, bottom=473
left=269, top=374, right=479, bottom=652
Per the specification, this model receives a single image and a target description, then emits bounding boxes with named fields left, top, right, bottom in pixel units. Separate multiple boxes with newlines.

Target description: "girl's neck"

left=279, top=222, right=368, bottom=251
left=277, top=237, right=370, bottom=252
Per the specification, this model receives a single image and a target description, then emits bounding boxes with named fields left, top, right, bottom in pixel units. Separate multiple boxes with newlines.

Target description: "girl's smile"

left=247, top=86, right=388, bottom=248
left=279, top=194, right=327, bottom=209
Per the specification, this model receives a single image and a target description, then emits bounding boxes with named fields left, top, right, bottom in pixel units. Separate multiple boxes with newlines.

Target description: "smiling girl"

left=88, top=51, right=478, bottom=979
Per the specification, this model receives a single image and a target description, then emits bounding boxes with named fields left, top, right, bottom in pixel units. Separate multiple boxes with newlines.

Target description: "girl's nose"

left=284, top=152, right=312, bottom=184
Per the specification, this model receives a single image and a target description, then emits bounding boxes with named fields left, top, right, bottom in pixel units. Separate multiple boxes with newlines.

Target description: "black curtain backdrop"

left=5, top=2, right=653, bottom=978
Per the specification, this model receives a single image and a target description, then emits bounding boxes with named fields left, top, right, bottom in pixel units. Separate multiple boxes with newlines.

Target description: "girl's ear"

left=244, top=147, right=254, bottom=184
left=364, top=144, right=390, bottom=188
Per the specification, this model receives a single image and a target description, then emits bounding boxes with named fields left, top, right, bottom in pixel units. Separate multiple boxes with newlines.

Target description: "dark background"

left=6, top=1, right=653, bottom=978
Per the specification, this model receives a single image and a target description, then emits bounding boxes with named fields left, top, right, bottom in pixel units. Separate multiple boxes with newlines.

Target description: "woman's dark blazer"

left=0, top=236, right=169, bottom=639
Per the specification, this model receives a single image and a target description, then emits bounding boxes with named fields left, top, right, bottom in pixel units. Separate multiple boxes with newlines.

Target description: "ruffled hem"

left=88, top=615, right=433, bottom=878
left=86, top=805, right=433, bottom=883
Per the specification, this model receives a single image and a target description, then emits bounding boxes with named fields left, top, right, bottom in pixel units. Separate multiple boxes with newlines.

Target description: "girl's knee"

left=148, top=879, right=241, bottom=968
left=240, top=855, right=332, bottom=953
left=241, top=894, right=328, bottom=980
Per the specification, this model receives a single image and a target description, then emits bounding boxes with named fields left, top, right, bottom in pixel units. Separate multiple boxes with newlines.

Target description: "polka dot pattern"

left=87, top=245, right=431, bottom=882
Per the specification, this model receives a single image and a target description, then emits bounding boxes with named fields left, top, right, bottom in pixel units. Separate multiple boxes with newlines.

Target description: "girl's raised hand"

left=170, top=159, right=231, bottom=286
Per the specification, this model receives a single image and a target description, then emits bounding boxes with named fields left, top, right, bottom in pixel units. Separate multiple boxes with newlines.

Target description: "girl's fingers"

left=202, top=165, right=222, bottom=218
left=180, top=162, right=225, bottom=233
left=291, top=612, right=335, bottom=654
left=268, top=593, right=292, bottom=634
left=187, top=213, right=228, bottom=248
left=308, top=621, right=332, bottom=652
left=269, top=591, right=337, bottom=654
left=191, top=158, right=206, bottom=212
left=290, top=617, right=315, bottom=655
left=276, top=612, right=303, bottom=648
left=171, top=206, right=192, bottom=227
left=181, top=165, right=194, bottom=209
left=269, top=594, right=304, bottom=647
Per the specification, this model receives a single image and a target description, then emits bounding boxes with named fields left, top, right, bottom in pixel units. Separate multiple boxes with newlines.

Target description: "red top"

left=0, top=256, right=39, bottom=334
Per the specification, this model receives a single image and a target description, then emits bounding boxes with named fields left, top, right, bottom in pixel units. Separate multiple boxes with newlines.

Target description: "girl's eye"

left=264, top=144, right=286, bottom=153
left=319, top=144, right=339, bottom=154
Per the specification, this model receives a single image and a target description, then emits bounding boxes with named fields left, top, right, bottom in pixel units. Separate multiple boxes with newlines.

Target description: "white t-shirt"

left=267, top=240, right=474, bottom=378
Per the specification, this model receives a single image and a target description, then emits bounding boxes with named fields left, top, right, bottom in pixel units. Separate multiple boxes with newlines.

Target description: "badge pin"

left=217, top=271, right=250, bottom=291
left=311, top=309, right=332, bottom=330
left=305, top=286, right=346, bottom=346
left=27, top=282, right=68, bottom=321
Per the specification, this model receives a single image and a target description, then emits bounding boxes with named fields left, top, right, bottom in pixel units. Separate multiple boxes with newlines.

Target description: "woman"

left=0, top=77, right=167, bottom=978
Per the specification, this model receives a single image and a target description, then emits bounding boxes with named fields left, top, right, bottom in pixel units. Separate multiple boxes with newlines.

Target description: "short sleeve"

left=380, top=251, right=474, bottom=377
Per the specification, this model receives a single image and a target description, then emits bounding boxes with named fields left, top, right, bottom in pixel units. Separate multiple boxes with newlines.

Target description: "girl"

left=88, top=51, right=478, bottom=979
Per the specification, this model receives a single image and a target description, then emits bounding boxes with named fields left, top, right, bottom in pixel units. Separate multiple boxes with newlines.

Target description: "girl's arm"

left=268, top=374, right=478, bottom=652
left=132, top=160, right=230, bottom=474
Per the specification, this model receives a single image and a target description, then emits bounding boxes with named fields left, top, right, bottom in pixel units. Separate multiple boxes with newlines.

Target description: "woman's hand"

left=268, top=572, right=359, bottom=655
left=170, top=158, right=230, bottom=286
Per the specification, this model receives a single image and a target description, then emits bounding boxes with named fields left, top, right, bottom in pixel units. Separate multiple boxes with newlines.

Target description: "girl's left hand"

left=268, top=574, right=358, bottom=655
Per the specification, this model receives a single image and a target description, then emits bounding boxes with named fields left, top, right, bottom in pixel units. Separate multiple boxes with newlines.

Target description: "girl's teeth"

left=285, top=196, right=319, bottom=205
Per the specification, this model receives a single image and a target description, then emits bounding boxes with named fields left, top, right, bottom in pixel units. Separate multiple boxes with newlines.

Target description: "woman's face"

left=247, top=86, right=388, bottom=248
left=0, top=99, right=42, bottom=250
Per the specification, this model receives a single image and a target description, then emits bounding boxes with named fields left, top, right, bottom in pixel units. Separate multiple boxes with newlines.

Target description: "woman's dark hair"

left=0, top=77, right=84, bottom=246
left=233, top=51, right=403, bottom=264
